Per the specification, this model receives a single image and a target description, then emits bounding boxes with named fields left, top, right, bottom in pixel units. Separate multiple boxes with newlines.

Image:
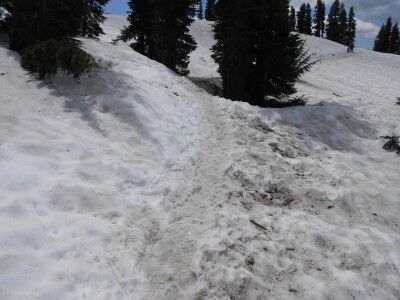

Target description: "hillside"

left=0, top=15, right=400, bottom=299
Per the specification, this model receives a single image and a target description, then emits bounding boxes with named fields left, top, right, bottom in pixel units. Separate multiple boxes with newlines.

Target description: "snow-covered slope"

left=188, top=19, right=218, bottom=79
left=1, top=15, right=400, bottom=299
left=0, top=17, right=207, bottom=299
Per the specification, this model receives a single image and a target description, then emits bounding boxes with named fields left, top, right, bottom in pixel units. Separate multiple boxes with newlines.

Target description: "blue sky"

left=105, top=0, right=399, bottom=50
left=105, top=0, right=129, bottom=15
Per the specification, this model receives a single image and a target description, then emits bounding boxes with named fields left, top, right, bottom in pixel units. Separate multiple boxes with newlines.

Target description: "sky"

left=105, top=0, right=400, bottom=50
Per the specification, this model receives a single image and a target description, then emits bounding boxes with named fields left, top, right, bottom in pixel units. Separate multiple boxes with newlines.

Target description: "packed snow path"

left=1, top=15, right=400, bottom=299
left=136, top=94, right=233, bottom=298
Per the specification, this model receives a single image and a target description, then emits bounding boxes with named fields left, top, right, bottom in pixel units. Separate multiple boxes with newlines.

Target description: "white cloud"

left=356, top=18, right=380, bottom=38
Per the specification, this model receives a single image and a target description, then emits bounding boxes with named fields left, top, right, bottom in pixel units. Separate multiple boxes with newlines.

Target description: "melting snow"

left=0, top=16, right=399, bottom=299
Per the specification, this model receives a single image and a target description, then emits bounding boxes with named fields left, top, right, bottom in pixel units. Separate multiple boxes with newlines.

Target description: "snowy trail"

left=136, top=94, right=236, bottom=298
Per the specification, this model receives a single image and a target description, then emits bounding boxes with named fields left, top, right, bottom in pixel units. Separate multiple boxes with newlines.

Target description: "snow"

left=1, top=15, right=400, bottom=299
left=188, top=19, right=218, bottom=79
left=0, top=17, right=206, bottom=299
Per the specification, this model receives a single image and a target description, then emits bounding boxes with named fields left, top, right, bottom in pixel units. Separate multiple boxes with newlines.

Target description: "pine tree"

left=118, top=0, right=197, bottom=76
left=205, top=0, right=215, bottom=21
left=211, top=0, right=255, bottom=103
left=305, top=3, right=312, bottom=35
left=80, top=0, right=110, bottom=38
left=313, top=0, right=325, bottom=37
left=326, top=0, right=341, bottom=43
left=21, top=39, right=96, bottom=79
left=290, top=6, right=296, bottom=32
left=373, top=25, right=387, bottom=52
left=212, top=0, right=312, bottom=105
left=8, top=0, right=95, bottom=78
left=384, top=17, right=393, bottom=52
left=296, top=4, right=307, bottom=34
left=389, top=22, right=399, bottom=54
left=117, top=0, right=152, bottom=55
left=346, top=6, right=356, bottom=46
left=161, top=0, right=197, bottom=75
left=338, top=3, right=347, bottom=44
left=197, top=0, right=203, bottom=20
left=374, top=17, right=393, bottom=53
left=254, top=0, right=312, bottom=99
left=9, top=0, right=85, bottom=51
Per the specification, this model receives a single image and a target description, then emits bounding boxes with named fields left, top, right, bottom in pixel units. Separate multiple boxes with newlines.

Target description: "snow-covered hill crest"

left=0, top=15, right=399, bottom=299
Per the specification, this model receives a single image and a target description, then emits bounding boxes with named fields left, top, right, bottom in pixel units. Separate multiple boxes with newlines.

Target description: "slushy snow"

left=0, top=15, right=399, bottom=299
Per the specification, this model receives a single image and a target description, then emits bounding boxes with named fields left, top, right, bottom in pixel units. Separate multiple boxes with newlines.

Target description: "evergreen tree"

left=7, top=0, right=95, bottom=78
left=212, top=0, right=312, bottom=105
left=389, top=22, right=399, bottom=54
left=346, top=6, right=356, bottom=46
left=296, top=4, right=307, bottom=34
left=211, top=0, right=255, bottom=103
left=338, top=3, right=347, bottom=44
left=326, top=0, right=341, bottom=43
left=253, top=0, right=312, bottom=99
left=21, top=39, right=96, bottom=79
left=374, top=17, right=393, bottom=53
left=290, top=6, right=296, bottom=32
left=80, top=0, right=110, bottom=38
left=305, top=3, right=312, bottom=35
left=205, top=0, right=215, bottom=21
left=161, top=0, right=197, bottom=75
left=373, top=25, right=387, bottom=52
left=384, top=17, right=393, bottom=52
left=9, top=0, right=84, bottom=51
left=118, top=0, right=197, bottom=76
left=313, top=0, right=325, bottom=37
left=117, top=0, right=152, bottom=55
left=197, top=0, right=203, bottom=20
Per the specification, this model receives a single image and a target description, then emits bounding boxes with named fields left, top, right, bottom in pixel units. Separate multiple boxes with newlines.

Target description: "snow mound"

left=0, top=16, right=207, bottom=299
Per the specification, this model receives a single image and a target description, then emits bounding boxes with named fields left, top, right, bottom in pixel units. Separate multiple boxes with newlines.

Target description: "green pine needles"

left=21, top=39, right=96, bottom=79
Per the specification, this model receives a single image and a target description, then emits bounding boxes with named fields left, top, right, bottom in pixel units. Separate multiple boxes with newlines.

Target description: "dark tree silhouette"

left=118, top=0, right=197, bottom=76
left=313, top=0, right=325, bottom=37
left=212, top=0, right=313, bottom=106
left=205, top=0, right=215, bottom=21
left=80, top=0, right=110, bottom=38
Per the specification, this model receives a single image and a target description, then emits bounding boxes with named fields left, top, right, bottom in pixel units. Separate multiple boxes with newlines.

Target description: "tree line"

left=374, top=17, right=400, bottom=55
left=290, top=0, right=356, bottom=47
left=1, top=0, right=313, bottom=108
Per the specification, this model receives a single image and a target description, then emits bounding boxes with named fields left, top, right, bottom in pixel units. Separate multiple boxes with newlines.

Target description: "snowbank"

left=0, top=16, right=206, bottom=299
